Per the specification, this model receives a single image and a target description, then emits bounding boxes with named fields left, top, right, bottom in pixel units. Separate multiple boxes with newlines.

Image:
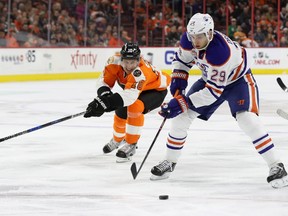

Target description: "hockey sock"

left=236, top=111, right=280, bottom=167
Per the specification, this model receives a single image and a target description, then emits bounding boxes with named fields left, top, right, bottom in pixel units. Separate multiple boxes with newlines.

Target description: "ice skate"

left=103, top=139, right=125, bottom=154
left=150, top=160, right=176, bottom=181
left=267, top=163, right=288, bottom=188
left=116, top=143, right=137, bottom=163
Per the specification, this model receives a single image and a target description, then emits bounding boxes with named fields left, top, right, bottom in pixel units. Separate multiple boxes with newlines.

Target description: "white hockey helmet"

left=187, top=13, right=214, bottom=45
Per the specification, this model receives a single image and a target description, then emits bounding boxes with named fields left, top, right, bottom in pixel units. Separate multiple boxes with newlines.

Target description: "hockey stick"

left=276, top=78, right=288, bottom=120
left=277, top=109, right=288, bottom=120
left=130, top=90, right=180, bottom=179
left=0, top=111, right=86, bottom=143
left=130, top=115, right=168, bottom=179
left=276, top=77, right=288, bottom=92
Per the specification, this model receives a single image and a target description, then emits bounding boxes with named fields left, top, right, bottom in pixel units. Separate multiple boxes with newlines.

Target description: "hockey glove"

left=170, top=70, right=189, bottom=96
left=84, top=93, right=124, bottom=118
left=159, top=95, right=191, bottom=119
left=97, top=86, right=112, bottom=97
left=84, top=96, right=110, bottom=118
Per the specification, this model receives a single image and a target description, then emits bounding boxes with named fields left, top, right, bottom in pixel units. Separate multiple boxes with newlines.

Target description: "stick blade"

left=277, top=77, right=288, bottom=92
left=277, top=109, right=288, bottom=120
left=130, top=162, right=138, bottom=179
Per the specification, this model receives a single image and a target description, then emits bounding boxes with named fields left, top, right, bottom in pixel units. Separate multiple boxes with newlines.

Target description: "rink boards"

left=0, top=47, right=287, bottom=82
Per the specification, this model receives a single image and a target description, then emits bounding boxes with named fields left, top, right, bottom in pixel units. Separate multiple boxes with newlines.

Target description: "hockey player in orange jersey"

left=84, top=42, right=171, bottom=162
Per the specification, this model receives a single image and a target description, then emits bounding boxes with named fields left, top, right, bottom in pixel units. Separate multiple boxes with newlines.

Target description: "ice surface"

left=0, top=75, right=288, bottom=216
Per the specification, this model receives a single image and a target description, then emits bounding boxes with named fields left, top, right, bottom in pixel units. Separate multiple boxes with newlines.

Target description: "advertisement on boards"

left=0, top=47, right=287, bottom=81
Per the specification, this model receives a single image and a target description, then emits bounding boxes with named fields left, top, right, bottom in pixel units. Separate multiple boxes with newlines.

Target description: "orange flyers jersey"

left=96, top=55, right=171, bottom=107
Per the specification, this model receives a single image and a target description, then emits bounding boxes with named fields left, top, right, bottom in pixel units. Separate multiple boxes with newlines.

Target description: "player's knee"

left=128, top=99, right=144, bottom=118
left=170, top=112, right=194, bottom=137
left=128, top=99, right=144, bottom=113
left=236, top=111, right=261, bottom=133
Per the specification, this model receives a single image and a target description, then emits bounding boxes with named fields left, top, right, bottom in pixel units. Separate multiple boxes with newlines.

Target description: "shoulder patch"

left=107, top=56, right=114, bottom=64
left=180, top=32, right=193, bottom=50
left=133, top=69, right=142, bottom=77
left=206, top=32, right=230, bottom=66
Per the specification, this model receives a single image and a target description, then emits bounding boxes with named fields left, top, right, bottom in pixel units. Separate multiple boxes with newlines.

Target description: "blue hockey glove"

left=170, top=70, right=189, bottom=96
left=159, top=95, right=190, bottom=119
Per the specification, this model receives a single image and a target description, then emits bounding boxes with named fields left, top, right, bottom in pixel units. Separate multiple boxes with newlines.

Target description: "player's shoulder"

left=206, top=31, right=232, bottom=66
left=179, top=32, right=193, bottom=50
left=104, top=54, right=122, bottom=75
left=138, top=58, right=154, bottom=72
left=106, top=54, right=121, bottom=66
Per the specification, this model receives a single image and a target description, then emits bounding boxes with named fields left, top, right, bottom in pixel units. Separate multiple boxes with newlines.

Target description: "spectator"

left=280, top=28, right=288, bottom=47
left=137, top=34, right=147, bottom=46
left=134, top=0, right=146, bottom=29
left=237, top=5, right=251, bottom=34
left=171, top=12, right=181, bottom=26
left=164, top=19, right=174, bottom=36
left=6, top=29, right=19, bottom=48
left=280, top=7, right=288, bottom=24
left=98, top=32, right=109, bottom=47
left=50, top=34, right=57, bottom=46
left=280, top=36, right=287, bottom=47
left=254, top=26, right=266, bottom=45
left=233, top=26, right=245, bottom=43
left=166, top=25, right=179, bottom=46
left=120, top=30, right=132, bottom=43
left=98, top=0, right=116, bottom=23
left=108, top=32, right=124, bottom=47
left=263, top=33, right=277, bottom=47
left=0, top=29, right=6, bottom=47
left=240, top=32, right=259, bottom=48
left=75, top=0, right=85, bottom=20
left=59, top=32, right=70, bottom=46
left=176, top=25, right=183, bottom=37
left=0, top=0, right=286, bottom=48
left=67, top=28, right=79, bottom=46
left=228, top=18, right=237, bottom=40
left=23, top=33, right=38, bottom=47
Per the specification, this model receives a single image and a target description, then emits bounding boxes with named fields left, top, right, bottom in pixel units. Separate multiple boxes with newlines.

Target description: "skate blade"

left=270, top=176, right=288, bottom=188
left=116, top=156, right=132, bottom=163
left=150, top=173, right=171, bottom=181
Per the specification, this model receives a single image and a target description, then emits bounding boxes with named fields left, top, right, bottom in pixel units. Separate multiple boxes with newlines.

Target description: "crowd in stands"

left=226, top=0, right=288, bottom=47
left=0, top=0, right=287, bottom=48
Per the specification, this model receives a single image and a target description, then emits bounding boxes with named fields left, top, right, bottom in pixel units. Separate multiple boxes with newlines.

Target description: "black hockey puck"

left=159, top=195, right=169, bottom=200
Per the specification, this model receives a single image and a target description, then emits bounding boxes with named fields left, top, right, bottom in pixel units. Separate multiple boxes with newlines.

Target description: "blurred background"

left=0, top=0, right=287, bottom=48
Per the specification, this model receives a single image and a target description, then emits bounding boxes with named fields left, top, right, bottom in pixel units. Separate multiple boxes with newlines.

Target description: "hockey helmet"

left=120, top=42, right=141, bottom=61
left=187, top=13, right=214, bottom=44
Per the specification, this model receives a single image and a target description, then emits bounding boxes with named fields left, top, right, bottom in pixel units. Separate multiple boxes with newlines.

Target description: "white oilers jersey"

left=173, top=30, right=250, bottom=108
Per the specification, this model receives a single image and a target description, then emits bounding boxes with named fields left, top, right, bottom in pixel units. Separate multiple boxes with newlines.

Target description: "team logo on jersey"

left=133, top=69, right=142, bottom=77
left=191, top=50, right=197, bottom=58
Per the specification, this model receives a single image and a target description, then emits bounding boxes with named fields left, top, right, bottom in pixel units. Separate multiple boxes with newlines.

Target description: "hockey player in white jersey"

left=150, top=13, right=288, bottom=188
